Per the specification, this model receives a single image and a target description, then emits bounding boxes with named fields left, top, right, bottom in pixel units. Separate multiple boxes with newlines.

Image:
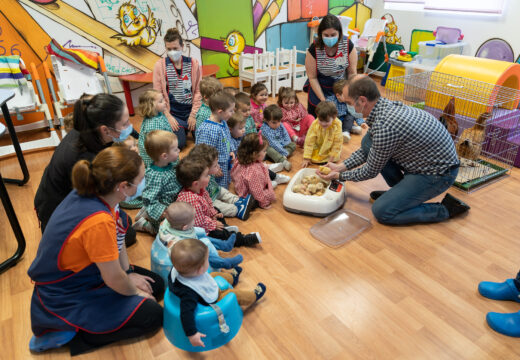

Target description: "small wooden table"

left=119, top=64, right=220, bottom=116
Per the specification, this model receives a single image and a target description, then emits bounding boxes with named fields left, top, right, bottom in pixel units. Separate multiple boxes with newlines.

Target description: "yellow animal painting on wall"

left=112, top=3, right=159, bottom=47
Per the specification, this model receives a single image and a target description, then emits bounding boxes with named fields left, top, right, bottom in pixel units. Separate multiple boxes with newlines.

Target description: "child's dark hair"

left=263, top=104, right=282, bottom=122
left=199, top=77, right=223, bottom=100
left=164, top=28, right=183, bottom=46
left=170, top=238, right=208, bottom=276
left=315, top=101, right=338, bottom=121
left=250, top=83, right=268, bottom=99
left=237, top=133, right=268, bottom=165
left=176, top=156, right=208, bottom=189
left=187, top=144, right=218, bottom=167
left=209, top=92, right=235, bottom=112
left=138, top=89, right=162, bottom=118
left=235, top=92, right=250, bottom=107
left=277, top=87, right=299, bottom=107
left=227, top=112, right=246, bottom=129
left=333, top=79, right=348, bottom=96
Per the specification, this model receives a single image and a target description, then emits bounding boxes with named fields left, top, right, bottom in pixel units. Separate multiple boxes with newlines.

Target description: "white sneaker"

left=275, top=173, right=291, bottom=184
left=271, top=180, right=278, bottom=189
left=342, top=131, right=351, bottom=143
left=225, top=225, right=239, bottom=233
left=268, top=162, right=284, bottom=173
left=351, top=125, right=362, bottom=134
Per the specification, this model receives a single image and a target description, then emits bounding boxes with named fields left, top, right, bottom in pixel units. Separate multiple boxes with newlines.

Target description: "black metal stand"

left=0, top=90, right=27, bottom=273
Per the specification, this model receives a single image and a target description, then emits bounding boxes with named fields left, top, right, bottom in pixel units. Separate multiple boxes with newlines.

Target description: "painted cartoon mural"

left=0, top=0, right=374, bottom=128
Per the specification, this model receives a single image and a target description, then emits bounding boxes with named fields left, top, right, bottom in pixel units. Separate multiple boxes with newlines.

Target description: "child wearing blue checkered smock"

left=194, top=92, right=236, bottom=189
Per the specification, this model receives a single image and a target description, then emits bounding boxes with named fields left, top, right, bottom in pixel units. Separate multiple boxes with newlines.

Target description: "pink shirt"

left=250, top=99, right=266, bottom=129
left=281, top=103, right=309, bottom=130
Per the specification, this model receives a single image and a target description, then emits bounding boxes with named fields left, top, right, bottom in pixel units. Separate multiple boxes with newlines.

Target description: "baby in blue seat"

left=169, top=238, right=266, bottom=347
left=159, top=201, right=243, bottom=270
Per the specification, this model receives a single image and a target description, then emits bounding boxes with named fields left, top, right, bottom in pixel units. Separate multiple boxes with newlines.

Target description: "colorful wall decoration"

left=0, top=0, right=374, bottom=99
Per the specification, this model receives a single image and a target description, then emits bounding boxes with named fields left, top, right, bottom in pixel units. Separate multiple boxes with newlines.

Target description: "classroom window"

left=384, top=0, right=505, bottom=14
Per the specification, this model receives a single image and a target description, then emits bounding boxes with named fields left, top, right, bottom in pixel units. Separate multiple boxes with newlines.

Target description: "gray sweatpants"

left=213, top=187, right=239, bottom=217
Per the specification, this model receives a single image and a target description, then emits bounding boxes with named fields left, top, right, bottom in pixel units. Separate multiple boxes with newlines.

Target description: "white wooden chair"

left=271, top=48, right=293, bottom=96
left=49, top=55, right=111, bottom=137
left=291, top=46, right=308, bottom=91
left=238, top=51, right=272, bottom=95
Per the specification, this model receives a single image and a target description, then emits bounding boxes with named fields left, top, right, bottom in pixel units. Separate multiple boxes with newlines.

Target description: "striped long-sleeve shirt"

left=340, top=98, right=459, bottom=182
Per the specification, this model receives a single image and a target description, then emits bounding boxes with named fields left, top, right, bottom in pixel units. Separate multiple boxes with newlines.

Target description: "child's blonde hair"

left=165, top=202, right=195, bottom=230
left=138, top=89, right=162, bottom=118
left=315, top=101, right=338, bottom=121
left=333, top=79, right=348, bottom=96
left=144, top=130, right=177, bottom=163
left=277, top=87, right=299, bottom=107
left=170, top=238, right=208, bottom=276
left=199, top=77, right=223, bottom=100
left=227, top=112, right=246, bottom=129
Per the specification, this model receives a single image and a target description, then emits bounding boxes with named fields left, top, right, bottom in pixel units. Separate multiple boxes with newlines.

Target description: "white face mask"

left=167, top=50, right=182, bottom=62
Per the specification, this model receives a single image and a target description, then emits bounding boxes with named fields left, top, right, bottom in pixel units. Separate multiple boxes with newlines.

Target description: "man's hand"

left=361, top=123, right=368, bottom=129
left=188, top=332, right=206, bottom=347
left=325, top=162, right=346, bottom=173
left=316, top=169, right=340, bottom=181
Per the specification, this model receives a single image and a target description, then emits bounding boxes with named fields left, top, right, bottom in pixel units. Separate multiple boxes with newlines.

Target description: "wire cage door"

left=385, top=71, right=520, bottom=192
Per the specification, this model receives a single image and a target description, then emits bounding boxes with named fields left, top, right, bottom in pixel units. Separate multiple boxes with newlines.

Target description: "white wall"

left=368, top=0, right=519, bottom=59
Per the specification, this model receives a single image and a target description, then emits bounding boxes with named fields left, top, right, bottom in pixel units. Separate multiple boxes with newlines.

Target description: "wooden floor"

left=2, top=92, right=520, bottom=359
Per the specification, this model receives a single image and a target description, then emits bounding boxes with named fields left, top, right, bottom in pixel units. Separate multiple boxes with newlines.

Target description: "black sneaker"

left=369, top=190, right=386, bottom=203
left=441, top=193, right=470, bottom=218
left=235, top=232, right=261, bottom=247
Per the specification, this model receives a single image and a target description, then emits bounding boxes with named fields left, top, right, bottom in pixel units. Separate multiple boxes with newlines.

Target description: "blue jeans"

left=360, top=133, right=458, bottom=225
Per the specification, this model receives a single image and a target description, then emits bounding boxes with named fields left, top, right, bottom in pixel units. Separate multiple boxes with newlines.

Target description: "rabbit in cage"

left=456, top=112, right=491, bottom=160
left=439, top=97, right=458, bottom=140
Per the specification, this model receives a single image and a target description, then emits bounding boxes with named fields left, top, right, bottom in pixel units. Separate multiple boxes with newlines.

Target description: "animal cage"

left=385, top=71, right=520, bottom=192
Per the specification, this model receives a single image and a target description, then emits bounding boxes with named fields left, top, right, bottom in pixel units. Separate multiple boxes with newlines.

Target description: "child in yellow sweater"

left=301, top=101, right=343, bottom=167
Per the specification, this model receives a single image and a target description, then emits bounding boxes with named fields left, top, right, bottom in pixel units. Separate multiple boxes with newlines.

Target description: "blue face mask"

left=323, top=36, right=339, bottom=48
left=124, top=177, right=145, bottom=201
left=347, top=105, right=363, bottom=119
left=111, top=124, right=133, bottom=142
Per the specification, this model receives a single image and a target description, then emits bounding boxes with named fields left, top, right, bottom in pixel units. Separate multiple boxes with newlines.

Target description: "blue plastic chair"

left=163, top=276, right=243, bottom=352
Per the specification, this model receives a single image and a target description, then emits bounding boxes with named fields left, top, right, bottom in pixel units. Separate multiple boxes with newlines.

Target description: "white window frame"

left=384, top=0, right=506, bottom=16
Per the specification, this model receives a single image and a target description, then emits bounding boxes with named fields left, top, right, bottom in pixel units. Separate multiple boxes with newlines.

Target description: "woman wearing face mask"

left=304, top=14, right=358, bottom=118
left=28, top=147, right=164, bottom=355
left=34, top=94, right=137, bottom=247
left=153, top=28, right=202, bottom=150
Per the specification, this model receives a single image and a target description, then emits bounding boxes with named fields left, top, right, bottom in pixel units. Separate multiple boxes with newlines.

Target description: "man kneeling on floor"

left=318, top=75, right=470, bottom=225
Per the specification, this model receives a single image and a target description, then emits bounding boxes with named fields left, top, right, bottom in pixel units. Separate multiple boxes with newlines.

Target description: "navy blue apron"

left=165, top=56, right=193, bottom=128
left=28, top=190, right=145, bottom=336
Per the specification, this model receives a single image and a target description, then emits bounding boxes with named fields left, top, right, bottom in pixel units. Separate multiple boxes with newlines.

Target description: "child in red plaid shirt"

left=231, top=133, right=289, bottom=209
left=176, top=157, right=261, bottom=247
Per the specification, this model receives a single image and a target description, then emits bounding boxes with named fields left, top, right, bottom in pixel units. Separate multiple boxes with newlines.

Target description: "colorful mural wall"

left=0, top=0, right=373, bottom=124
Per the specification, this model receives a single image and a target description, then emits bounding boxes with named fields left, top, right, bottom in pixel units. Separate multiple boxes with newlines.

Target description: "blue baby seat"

left=163, top=276, right=243, bottom=352
left=150, top=234, right=173, bottom=285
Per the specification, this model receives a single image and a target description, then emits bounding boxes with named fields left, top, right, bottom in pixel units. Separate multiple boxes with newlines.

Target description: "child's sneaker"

left=282, top=159, right=292, bottom=171
left=275, top=173, right=291, bottom=185
left=135, top=207, right=148, bottom=222
left=224, top=225, right=239, bottom=233
left=351, top=125, right=362, bottom=134
left=271, top=180, right=278, bottom=189
left=229, top=266, right=243, bottom=286
left=235, top=194, right=255, bottom=221
left=133, top=217, right=156, bottom=234
left=254, top=283, right=267, bottom=302
left=268, top=162, right=284, bottom=173
left=342, top=131, right=351, bottom=143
